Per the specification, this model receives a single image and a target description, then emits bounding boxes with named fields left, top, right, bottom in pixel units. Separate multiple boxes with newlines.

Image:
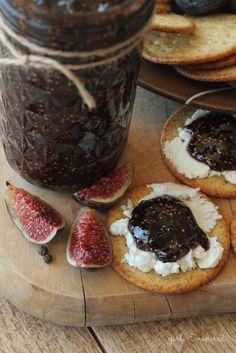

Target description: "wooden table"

left=0, top=87, right=235, bottom=353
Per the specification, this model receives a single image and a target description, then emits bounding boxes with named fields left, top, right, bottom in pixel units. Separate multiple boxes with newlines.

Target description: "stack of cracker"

left=144, top=5, right=236, bottom=86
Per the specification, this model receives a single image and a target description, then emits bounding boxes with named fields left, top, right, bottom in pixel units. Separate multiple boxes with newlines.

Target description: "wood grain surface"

left=0, top=295, right=235, bottom=353
left=0, top=297, right=102, bottom=353
left=0, top=87, right=236, bottom=328
left=93, top=312, right=236, bottom=353
left=0, top=88, right=235, bottom=353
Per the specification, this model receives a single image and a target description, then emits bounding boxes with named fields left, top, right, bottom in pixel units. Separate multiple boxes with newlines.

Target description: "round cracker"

left=183, top=53, right=236, bottom=71
left=161, top=106, right=236, bottom=198
left=105, top=185, right=230, bottom=294
left=151, top=14, right=196, bottom=34
left=155, top=3, right=171, bottom=13
left=230, top=218, right=236, bottom=256
left=176, top=65, right=236, bottom=82
left=143, top=15, right=236, bottom=65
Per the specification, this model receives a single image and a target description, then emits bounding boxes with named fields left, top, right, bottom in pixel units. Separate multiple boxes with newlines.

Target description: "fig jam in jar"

left=0, top=0, right=155, bottom=191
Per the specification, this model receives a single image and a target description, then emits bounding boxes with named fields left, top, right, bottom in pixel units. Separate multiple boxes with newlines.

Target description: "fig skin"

left=175, top=0, right=225, bottom=15
left=6, top=181, right=65, bottom=244
left=66, top=207, right=113, bottom=269
left=73, top=164, right=133, bottom=209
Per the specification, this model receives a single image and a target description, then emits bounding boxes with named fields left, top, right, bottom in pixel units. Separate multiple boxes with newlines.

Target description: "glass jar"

left=0, top=0, right=155, bottom=191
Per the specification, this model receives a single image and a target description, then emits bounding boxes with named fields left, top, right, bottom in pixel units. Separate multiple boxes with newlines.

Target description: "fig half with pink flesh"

left=73, top=164, right=133, bottom=208
left=66, top=207, right=112, bottom=269
left=6, top=181, right=65, bottom=244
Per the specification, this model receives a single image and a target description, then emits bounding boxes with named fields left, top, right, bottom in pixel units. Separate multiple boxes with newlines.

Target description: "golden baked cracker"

left=161, top=106, right=236, bottom=198
left=105, top=185, right=230, bottom=294
left=143, top=15, right=236, bottom=65
left=155, top=3, right=171, bottom=13
left=183, top=53, right=236, bottom=70
left=231, top=218, right=236, bottom=256
left=151, top=14, right=196, bottom=34
left=176, top=65, right=236, bottom=82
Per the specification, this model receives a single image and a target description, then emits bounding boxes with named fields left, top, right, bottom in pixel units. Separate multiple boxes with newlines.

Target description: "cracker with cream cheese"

left=105, top=184, right=230, bottom=294
left=161, top=106, right=236, bottom=198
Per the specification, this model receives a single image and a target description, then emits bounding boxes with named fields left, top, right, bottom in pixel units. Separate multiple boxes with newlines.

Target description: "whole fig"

left=175, top=0, right=225, bottom=15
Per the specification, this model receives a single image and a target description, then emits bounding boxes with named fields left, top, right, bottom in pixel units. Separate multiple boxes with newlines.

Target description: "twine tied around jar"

left=0, top=16, right=152, bottom=110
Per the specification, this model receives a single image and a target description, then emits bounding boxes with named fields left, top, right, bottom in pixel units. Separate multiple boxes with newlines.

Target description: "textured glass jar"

left=0, top=0, right=155, bottom=191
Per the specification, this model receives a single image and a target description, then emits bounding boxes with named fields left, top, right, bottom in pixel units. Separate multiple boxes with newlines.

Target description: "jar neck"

left=0, top=0, right=155, bottom=51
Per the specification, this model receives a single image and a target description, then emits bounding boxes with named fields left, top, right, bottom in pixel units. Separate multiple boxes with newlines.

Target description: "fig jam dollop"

left=128, top=196, right=209, bottom=263
left=184, top=112, right=236, bottom=172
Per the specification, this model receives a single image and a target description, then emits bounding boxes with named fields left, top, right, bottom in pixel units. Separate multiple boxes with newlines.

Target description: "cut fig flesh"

left=6, top=181, right=65, bottom=244
left=67, top=207, right=112, bottom=269
left=73, top=164, right=133, bottom=208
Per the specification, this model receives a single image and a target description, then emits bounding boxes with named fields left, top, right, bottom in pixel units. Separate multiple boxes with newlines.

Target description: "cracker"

left=231, top=218, right=236, bottom=256
left=176, top=65, right=236, bottom=82
left=183, top=53, right=236, bottom=70
left=143, top=15, right=236, bottom=65
left=105, top=185, right=230, bottom=294
left=151, top=14, right=196, bottom=34
left=155, top=3, right=171, bottom=13
left=161, top=106, right=236, bottom=198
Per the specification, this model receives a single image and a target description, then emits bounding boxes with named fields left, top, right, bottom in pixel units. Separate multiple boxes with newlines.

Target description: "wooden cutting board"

left=0, top=91, right=236, bottom=327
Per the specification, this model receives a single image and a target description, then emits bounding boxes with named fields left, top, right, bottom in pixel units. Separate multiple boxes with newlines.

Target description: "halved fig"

left=66, top=207, right=112, bottom=269
left=6, top=181, right=65, bottom=244
left=73, top=164, right=133, bottom=208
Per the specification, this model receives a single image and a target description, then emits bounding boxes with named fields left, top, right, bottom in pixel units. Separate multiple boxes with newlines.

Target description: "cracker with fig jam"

left=105, top=184, right=230, bottom=294
left=161, top=106, right=236, bottom=198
